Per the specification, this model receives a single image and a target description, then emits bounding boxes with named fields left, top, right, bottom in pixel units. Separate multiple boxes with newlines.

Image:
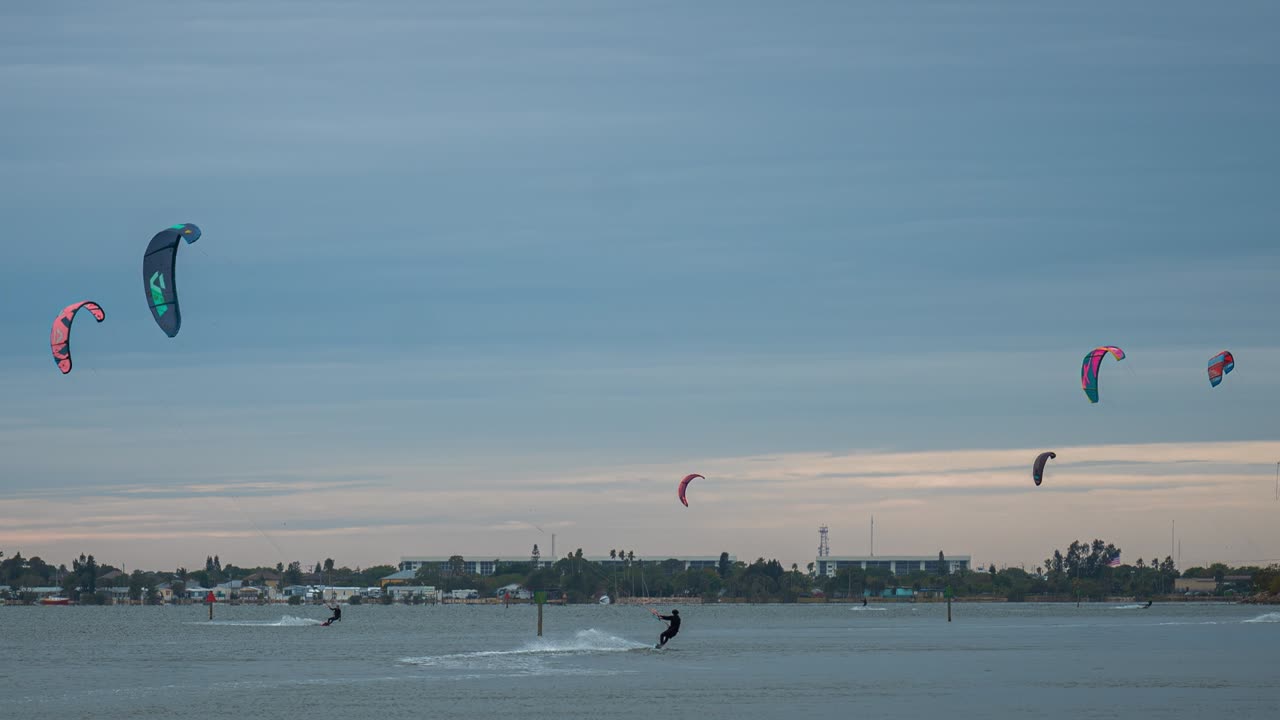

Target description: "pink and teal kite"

left=1081, top=345, right=1125, bottom=403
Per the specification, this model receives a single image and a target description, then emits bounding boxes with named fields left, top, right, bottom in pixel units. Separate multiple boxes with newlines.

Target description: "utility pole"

left=870, top=515, right=875, bottom=557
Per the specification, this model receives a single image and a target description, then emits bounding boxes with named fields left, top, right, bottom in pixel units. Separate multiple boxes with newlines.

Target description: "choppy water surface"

left=1, top=603, right=1276, bottom=718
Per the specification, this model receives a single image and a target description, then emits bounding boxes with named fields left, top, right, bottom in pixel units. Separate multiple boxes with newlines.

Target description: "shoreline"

left=4, top=596, right=1268, bottom=607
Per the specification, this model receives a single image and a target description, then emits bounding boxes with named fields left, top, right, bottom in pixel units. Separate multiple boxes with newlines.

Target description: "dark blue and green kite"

left=1032, top=451, right=1056, bottom=487
left=142, top=223, right=202, bottom=337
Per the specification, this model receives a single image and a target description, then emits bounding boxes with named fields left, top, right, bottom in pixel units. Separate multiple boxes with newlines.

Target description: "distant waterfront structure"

left=818, top=525, right=829, bottom=557
left=398, top=557, right=555, bottom=575
left=587, top=556, right=732, bottom=572
left=398, top=555, right=734, bottom=576
left=815, top=555, right=971, bottom=578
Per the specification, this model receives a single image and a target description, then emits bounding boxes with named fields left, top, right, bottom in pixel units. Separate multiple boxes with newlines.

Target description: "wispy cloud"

left=3, top=439, right=1276, bottom=570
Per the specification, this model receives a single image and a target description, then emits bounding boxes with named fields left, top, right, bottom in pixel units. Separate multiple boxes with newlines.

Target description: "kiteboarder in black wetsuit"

left=656, top=609, right=681, bottom=648
left=322, top=602, right=342, bottom=626
left=1142, top=601, right=1153, bottom=609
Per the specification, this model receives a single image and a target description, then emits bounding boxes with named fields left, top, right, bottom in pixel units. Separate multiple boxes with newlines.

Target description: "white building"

left=398, top=557, right=554, bottom=575
left=588, top=556, right=733, bottom=572
left=315, top=586, right=364, bottom=602
left=815, top=555, right=971, bottom=578
left=385, top=585, right=441, bottom=602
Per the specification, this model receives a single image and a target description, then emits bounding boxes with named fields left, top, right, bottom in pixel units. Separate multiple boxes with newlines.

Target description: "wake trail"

left=190, top=615, right=323, bottom=627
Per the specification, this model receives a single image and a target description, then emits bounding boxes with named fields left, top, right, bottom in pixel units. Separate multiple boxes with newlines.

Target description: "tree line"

left=412, top=550, right=815, bottom=603
left=0, top=549, right=395, bottom=605
left=4, top=542, right=1277, bottom=605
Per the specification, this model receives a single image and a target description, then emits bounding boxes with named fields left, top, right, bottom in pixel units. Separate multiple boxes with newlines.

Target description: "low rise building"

left=590, top=556, right=733, bottom=572
left=316, top=586, right=364, bottom=602
left=385, top=585, right=440, bottom=602
left=379, top=569, right=419, bottom=587
left=244, top=571, right=281, bottom=589
left=398, top=557, right=554, bottom=576
left=815, top=555, right=971, bottom=578
left=18, top=586, right=64, bottom=601
left=1174, top=577, right=1217, bottom=594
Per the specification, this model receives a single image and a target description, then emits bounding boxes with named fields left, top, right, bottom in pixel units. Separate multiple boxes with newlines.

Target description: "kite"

left=50, top=301, right=106, bottom=374
left=677, top=473, right=703, bottom=507
left=1207, top=351, right=1234, bottom=387
left=143, top=223, right=202, bottom=337
left=1032, top=451, right=1056, bottom=487
left=1081, top=345, right=1125, bottom=403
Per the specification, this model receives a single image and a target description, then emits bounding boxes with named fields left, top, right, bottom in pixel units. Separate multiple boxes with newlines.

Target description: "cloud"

left=3, top=438, right=1277, bottom=571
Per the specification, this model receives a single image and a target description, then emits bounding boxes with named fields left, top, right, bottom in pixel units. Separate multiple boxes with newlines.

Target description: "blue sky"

left=2, top=1, right=1279, bottom=572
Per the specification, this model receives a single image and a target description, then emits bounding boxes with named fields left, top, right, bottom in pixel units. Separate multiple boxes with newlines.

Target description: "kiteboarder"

left=655, top=609, right=681, bottom=648
left=1142, top=600, right=1153, bottom=609
left=321, top=602, right=342, bottom=626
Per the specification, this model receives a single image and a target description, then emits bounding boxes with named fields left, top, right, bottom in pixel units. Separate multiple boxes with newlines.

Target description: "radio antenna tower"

left=818, top=525, right=830, bottom=557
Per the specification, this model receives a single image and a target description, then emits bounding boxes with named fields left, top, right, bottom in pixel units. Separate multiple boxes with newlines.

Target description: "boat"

left=40, top=597, right=71, bottom=605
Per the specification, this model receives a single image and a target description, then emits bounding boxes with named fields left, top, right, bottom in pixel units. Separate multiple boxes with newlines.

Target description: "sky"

left=2, top=1, right=1279, bottom=574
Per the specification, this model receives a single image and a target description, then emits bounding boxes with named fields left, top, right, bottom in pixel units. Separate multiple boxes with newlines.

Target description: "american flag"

left=1107, top=557, right=1122, bottom=567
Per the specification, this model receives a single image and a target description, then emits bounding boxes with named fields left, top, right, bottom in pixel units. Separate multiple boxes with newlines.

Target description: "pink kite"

left=51, top=300, right=106, bottom=374
left=678, top=473, right=703, bottom=507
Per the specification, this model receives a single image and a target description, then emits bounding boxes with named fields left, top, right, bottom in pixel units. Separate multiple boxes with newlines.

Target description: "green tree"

left=415, top=565, right=443, bottom=588
left=448, top=555, right=466, bottom=577
left=72, top=554, right=98, bottom=596
left=354, top=565, right=397, bottom=587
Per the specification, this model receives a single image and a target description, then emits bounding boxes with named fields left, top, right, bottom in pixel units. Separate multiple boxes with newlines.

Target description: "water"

left=1, top=603, right=1277, bottom=718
